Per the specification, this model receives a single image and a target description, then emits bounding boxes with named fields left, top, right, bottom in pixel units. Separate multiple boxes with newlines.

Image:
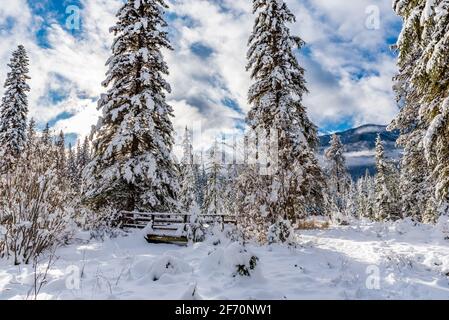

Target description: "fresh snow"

left=1, top=219, right=449, bottom=300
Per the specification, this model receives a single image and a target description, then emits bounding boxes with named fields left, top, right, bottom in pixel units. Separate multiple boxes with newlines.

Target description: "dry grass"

left=296, top=219, right=330, bottom=230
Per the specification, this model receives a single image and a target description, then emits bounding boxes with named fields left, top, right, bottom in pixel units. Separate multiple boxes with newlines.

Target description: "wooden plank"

left=154, top=218, right=185, bottom=223
left=123, top=224, right=146, bottom=229
left=121, top=211, right=236, bottom=218
left=153, top=224, right=184, bottom=230
left=145, top=235, right=188, bottom=245
left=121, top=211, right=189, bottom=217
left=130, top=218, right=153, bottom=222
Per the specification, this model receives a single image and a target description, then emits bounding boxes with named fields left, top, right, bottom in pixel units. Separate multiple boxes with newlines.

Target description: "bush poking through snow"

left=236, top=255, right=259, bottom=277
left=229, top=243, right=259, bottom=278
left=180, top=283, right=202, bottom=300
left=267, top=218, right=296, bottom=245
left=149, top=255, right=192, bottom=281
left=202, top=242, right=260, bottom=278
left=186, top=204, right=204, bottom=243
left=331, top=210, right=350, bottom=226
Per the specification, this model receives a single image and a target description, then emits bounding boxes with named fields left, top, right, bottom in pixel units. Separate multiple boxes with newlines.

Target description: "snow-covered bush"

left=186, top=204, right=204, bottom=243
left=0, top=167, right=74, bottom=265
left=149, top=255, right=192, bottom=281
left=0, top=128, right=77, bottom=265
left=267, top=218, right=297, bottom=245
left=204, top=222, right=242, bottom=247
left=435, top=214, right=449, bottom=240
left=331, top=210, right=351, bottom=226
left=202, top=242, right=260, bottom=278
left=82, top=206, right=124, bottom=240
left=235, top=254, right=259, bottom=277
left=392, top=217, right=418, bottom=235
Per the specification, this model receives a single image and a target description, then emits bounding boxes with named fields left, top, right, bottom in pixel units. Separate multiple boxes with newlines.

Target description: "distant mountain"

left=318, top=124, right=402, bottom=180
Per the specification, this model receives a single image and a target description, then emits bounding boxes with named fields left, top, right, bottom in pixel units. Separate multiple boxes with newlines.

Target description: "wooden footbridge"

left=120, top=211, right=237, bottom=244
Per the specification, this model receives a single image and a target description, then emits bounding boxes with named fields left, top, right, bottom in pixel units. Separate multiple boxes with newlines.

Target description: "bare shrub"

left=0, top=139, right=74, bottom=265
left=296, top=219, right=330, bottom=230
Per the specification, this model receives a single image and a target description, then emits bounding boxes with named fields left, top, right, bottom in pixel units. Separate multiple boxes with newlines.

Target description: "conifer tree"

left=203, top=140, right=225, bottom=215
left=391, top=0, right=449, bottom=219
left=356, top=170, right=376, bottom=219
left=26, top=118, right=36, bottom=148
left=40, top=123, right=53, bottom=148
left=374, top=135, right=401, bottom=221
left=67, top=143, right=79, bottom=190
left=82, top=0, right=179, bottom=212
left=243, top=0, right=327, bottom=228
left=179, top=127, right=198, bottom=212
left=0, top=45, right=30, bottom=171
left=324, top=134, right=351, bottom=214
left=193, top=153, right=205, bottom=209
left=55, top=131, right=67, bottom=176
left=419, top=0, right=449, bottom=213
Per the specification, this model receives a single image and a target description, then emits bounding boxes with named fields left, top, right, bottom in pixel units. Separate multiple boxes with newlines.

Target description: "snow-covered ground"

left=1, top=219, right=449, bottom=300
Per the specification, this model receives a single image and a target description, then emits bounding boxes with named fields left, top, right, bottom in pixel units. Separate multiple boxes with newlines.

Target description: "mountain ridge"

left=318, top=124, right=402, bottom=179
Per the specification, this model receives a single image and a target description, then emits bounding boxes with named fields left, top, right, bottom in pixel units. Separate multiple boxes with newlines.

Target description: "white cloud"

left=0, top=0, right=402, bottom=148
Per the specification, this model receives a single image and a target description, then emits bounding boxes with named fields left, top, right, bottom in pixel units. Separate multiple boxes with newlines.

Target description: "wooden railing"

left=120, top=211, right=237, bottom=230
left=120, top=211, right=237, bottom=244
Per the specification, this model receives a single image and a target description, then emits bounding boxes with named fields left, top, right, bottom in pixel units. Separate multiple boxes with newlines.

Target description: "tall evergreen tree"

left=374, top=135, right=401, bottom=221
left=179, top=127, right=198, bottom=212
left=390, top=0, right=434, bottom=221
left=41, top=123, right=52, bottom=147
left=324, top=134, right=351, bottom=213
left=0, top=45, right=30, bottom=171
left=242, top=0, right=327, bottom=226
left=82, top=0, right=179, bottom=212
left=26, top=118, right=36, bottom=145
left=419, top=0, right=449, bottom=214
left=390, top=0, right=449, bottom=219
left=203, top=140, right=225, bottom=215
left=67, top=143, right=79, bottom=189
left=356, top=170, right=375, bottom=219
left=55, top=131, right=67, bottom=176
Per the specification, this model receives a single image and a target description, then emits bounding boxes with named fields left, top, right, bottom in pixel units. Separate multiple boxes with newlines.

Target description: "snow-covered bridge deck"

left=120, top=211, right=237, bottom=244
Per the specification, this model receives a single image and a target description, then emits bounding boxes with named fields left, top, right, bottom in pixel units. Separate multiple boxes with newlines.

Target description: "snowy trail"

left=0, top=220, right=448, bottom=300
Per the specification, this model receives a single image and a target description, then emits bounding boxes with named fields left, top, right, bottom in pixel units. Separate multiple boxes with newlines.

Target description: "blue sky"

left=0, top=0, right=402, bottom=148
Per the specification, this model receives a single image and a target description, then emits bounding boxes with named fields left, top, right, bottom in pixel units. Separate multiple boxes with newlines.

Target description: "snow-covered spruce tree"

left=76, top=137, right=91, bottom=183
left=390, top=0, right=449, bottom=220
left=26, top=118, right=36, bottom=148
left=67, top=143, right=79, bottom=191
left=0, top=45, right=30, bottom=172
left=389, top=0, right=435, bottom=221
left=324, top=134, right=351, bottom=216
left=355, top=177, right=365, bottom=219
left=82, top=0, right=179, bottom=212
left=223, top=161, right=239, bottom=217
left=374, top=135, right=401, bottom=221
left=55, top=131, right=67, bottom=177
left=203, top=140, right=225, bottom=216
left=243, top=0, right=327, bottom=229
left=418, top=0, right=449, bottom=214
left=194, top=153, right=206, bottom=209
left=236, top=140, right=268, bottom=242
left=40, top=123, right=52, bottom=146
left=179, top=127, right=198, bottom=212
left=344, top=181, right=358, bottom=219
left=356, top=170, right=376, bottom=219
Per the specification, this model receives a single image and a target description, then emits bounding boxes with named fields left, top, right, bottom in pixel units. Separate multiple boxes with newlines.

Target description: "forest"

left=0, top=0, right=448, bottom=300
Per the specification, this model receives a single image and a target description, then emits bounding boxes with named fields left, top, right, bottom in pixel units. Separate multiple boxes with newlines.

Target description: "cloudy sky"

left=0, top=0, right=402, bottom=149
